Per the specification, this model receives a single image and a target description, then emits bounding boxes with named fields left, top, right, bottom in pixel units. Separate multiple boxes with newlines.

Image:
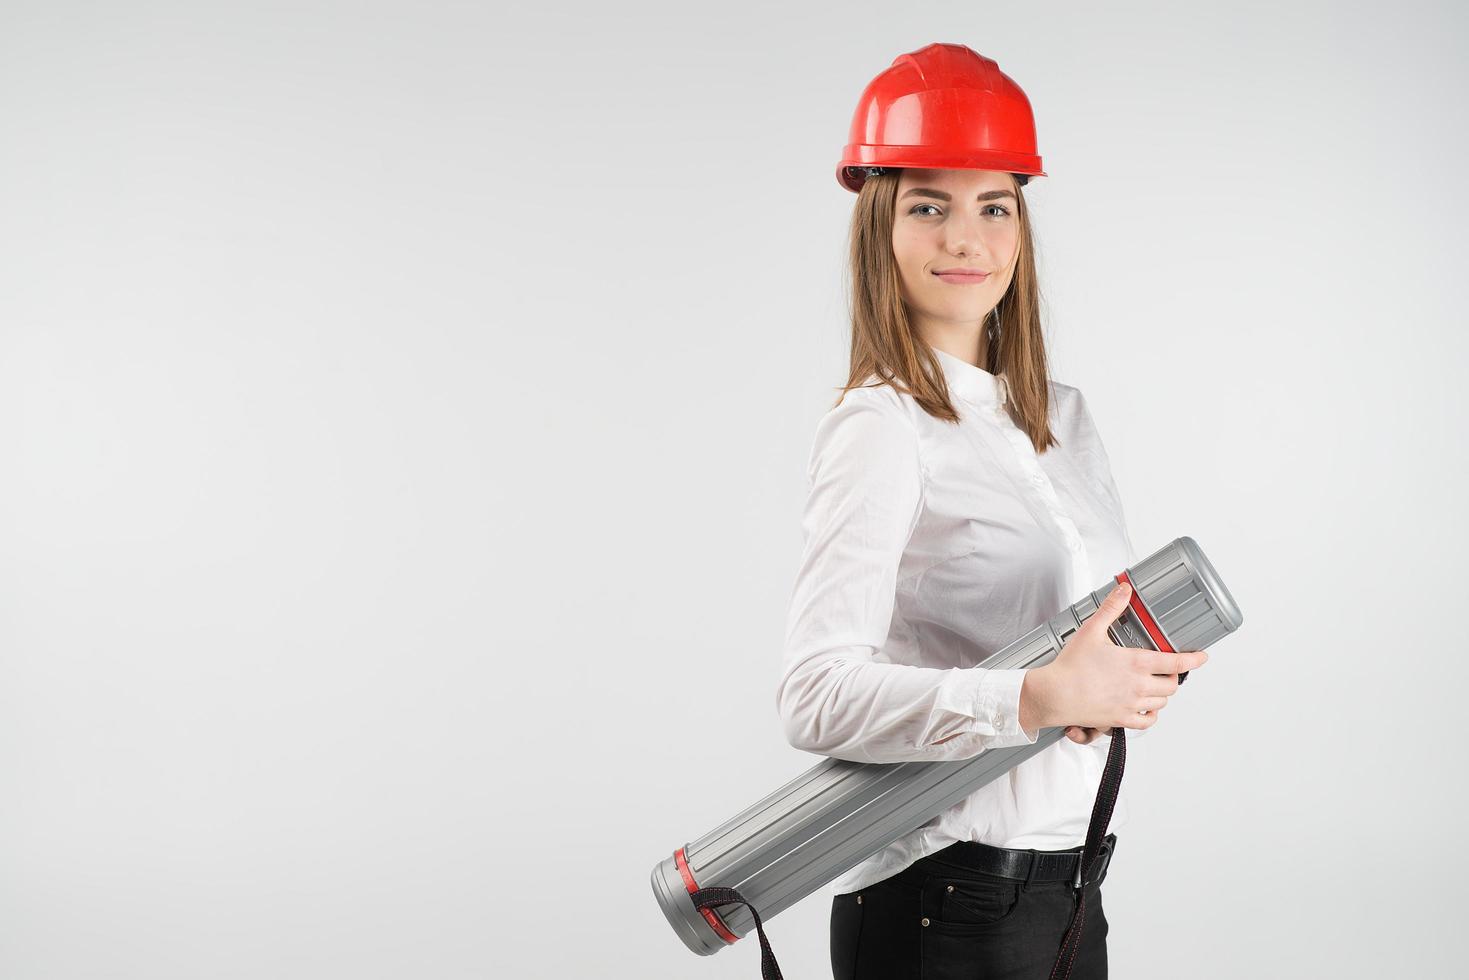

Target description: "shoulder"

left=1045, top=379, right=1099, bottom=429
left=816, top=375, right=920, bottom=425
left=1045, top=380, right=1112, bottom=456
left=1046, top=378, right=1087, bottom=417
left=808, top=381, right=922, bottom=477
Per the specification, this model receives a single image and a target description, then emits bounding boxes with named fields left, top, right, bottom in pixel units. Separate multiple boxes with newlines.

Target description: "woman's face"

left=891, top=168, right=1021, bottom=333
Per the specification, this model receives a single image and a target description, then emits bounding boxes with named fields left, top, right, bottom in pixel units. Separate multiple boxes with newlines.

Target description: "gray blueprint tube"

left=651, top=536, right=1242, bottom=956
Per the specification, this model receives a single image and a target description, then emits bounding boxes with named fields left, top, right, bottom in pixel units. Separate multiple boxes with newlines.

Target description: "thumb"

left=1090, top=580, right=1132, bottom=631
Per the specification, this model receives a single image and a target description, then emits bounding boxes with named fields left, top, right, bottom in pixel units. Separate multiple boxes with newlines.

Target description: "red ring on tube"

left=674, top=847, right=740, bottom=945
left=1116, top=571, right=1176, bottom=653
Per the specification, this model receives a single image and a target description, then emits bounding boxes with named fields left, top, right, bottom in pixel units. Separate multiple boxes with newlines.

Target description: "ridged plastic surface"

left=652, top=536, right=1242, bottom=955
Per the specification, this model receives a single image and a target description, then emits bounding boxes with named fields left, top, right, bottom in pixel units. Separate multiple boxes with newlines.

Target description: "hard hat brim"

left=837, top=151, right=1046, bottom=193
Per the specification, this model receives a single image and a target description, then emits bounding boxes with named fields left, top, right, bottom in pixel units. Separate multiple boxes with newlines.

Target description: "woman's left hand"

left=1064, top=726, right=1107, bottom=745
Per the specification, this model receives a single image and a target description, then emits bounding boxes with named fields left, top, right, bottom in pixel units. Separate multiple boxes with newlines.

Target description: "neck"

left=915, top=315, right=990, bottom=373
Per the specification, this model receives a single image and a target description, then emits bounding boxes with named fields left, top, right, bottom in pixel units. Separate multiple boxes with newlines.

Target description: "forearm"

left=1021, top=664, right=1152, bottom=740
left=778, top=655, right=1038, bottom=763
left=1018, top=664, right=1058, bottom=734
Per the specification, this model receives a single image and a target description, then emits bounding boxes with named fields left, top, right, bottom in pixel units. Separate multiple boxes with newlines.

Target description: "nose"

left=943, top=210, right=988, bottom=258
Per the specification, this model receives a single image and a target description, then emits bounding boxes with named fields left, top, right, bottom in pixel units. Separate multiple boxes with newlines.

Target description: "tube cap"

left=1127, top=537, right=1243, bottom=652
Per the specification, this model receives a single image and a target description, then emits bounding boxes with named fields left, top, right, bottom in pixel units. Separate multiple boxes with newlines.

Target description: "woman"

left=775, top=44, right=1207, bottom=980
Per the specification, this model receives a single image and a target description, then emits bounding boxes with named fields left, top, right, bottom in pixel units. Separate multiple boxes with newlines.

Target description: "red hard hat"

left=837, top=43, right=1046, bottom=193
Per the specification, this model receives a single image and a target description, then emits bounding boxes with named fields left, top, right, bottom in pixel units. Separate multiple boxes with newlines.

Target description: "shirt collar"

left=930, top=346, right=1009, bottom=408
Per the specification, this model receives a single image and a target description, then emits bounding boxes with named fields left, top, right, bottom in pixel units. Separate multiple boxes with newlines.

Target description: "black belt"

left=932, top=832, right=1117, bottom=888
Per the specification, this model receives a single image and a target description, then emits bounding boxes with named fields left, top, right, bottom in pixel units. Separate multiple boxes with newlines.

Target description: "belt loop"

left=1021, top=849, right=1039, bottom=890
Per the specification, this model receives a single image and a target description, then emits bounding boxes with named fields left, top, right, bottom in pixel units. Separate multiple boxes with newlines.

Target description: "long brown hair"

left=837, top=170, right=1058, bottom=454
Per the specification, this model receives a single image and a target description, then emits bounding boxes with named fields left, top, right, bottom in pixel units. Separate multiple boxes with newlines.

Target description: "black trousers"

left=829, top=840, right=1111, bottom=980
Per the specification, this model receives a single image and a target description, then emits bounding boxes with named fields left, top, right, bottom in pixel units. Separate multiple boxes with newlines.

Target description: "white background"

left=1, top=1, right=1464, bottom=977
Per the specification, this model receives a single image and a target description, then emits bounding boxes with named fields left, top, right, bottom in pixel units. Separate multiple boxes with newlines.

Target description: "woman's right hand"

left=1022, top=580, right=1209, bottom=731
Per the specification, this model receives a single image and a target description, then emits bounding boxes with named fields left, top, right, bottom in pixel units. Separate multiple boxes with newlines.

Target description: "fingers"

left=1065, top=726, right=1105, bottom=745
left=1115, top=697, right=1169, bottom=728
left=1134, top=649, right=1208, bottom=674
left=1123, top=710, right=1159, bottom=730
left=1141, top=675, right=1181, bottom=697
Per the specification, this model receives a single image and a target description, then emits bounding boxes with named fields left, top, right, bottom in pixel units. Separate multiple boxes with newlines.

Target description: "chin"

left=938, top=298, right=995, bottom=317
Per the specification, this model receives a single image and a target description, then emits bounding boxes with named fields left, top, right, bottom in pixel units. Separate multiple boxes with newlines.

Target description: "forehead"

left=897, top=168, right=1014, bottom=191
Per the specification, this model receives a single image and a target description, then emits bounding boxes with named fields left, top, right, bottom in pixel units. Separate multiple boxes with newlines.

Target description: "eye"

left=907, top=203, right=1012, bottom=218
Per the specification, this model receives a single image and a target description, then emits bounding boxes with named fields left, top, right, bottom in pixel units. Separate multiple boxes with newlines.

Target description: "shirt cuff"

left=976, top=668, right=1040, bottom=748
left=917, top=667, right=1044, bottom=752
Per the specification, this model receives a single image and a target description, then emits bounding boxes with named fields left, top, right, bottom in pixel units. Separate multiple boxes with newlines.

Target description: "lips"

left=933, top=269, right=991, bottom=284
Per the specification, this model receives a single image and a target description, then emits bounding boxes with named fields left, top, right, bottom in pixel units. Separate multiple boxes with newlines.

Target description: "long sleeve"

left=775, top=388, right=1041, bottom=764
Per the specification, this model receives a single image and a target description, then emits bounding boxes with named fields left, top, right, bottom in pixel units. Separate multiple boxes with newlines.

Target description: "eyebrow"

left=899, top=188, right=1016, bottom=202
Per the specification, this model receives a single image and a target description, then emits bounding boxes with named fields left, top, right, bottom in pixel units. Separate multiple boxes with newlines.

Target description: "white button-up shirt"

left=776, top=346, right=1142, bottom=896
